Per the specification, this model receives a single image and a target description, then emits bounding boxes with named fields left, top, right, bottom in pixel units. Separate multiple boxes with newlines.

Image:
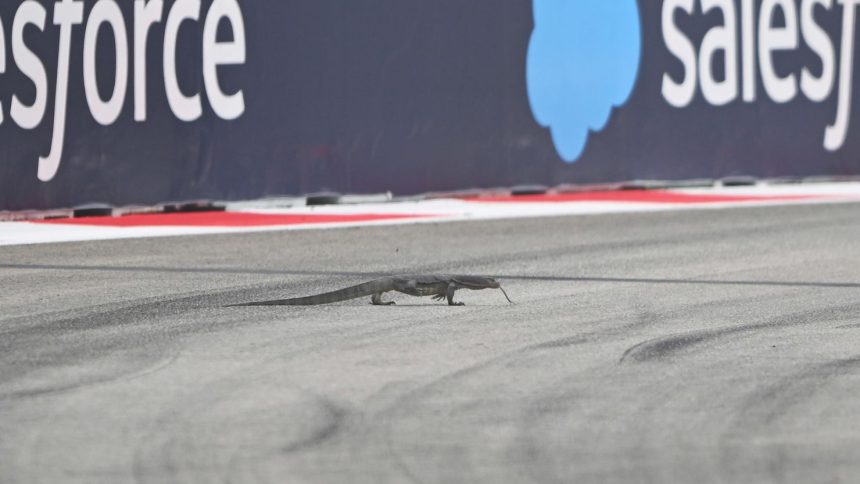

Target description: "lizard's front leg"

left=446, top=283, right=464, bottom=306
left=371, top=292, right=395, bottom=305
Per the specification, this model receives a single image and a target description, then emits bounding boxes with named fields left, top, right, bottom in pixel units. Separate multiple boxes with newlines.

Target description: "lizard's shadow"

left=226, top=303, right=487, bottom=308
left=370, top=304, right=494, bottom=308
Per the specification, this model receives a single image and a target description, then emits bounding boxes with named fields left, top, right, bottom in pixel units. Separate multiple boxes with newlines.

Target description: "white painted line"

left=3, top=183, right=860, bottom=246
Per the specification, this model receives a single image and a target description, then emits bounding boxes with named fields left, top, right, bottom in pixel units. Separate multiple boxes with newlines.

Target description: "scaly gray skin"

left=229, top=275, right=513, bottom=306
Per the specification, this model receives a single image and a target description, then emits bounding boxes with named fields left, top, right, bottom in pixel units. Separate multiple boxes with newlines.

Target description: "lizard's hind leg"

left=371, top=292, right=396, bottom=305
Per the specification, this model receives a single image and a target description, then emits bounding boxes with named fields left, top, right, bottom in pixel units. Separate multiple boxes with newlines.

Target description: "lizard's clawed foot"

left=448, top=302, right=465, bottom=306
left=432, top=294, right=445, bottom=301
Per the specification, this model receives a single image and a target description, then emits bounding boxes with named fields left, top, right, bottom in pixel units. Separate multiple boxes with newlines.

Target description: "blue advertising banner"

left=2, top=0, right=860, bottom=210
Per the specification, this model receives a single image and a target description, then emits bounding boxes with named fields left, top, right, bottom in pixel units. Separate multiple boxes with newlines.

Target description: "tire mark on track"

left=738, top=356, right=860, bottom=425
left=620, top=327, right=748, bottom=364
left=0, top=281, right=295, bottom=337
left=10, top=352, right=182, bottom=483
left=719, top=356, right=860, bottom=481
left=619, top=302, right=860, bottom=363
left=0, top=279, right=338, bottom=397
left=131, top=378, right=352, bottom=484
left=0, top=351, right=181, bottom=402
left=280, top=398, right=348, bottom=454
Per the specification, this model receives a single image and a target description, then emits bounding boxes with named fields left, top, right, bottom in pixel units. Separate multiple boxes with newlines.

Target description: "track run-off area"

left=2, top=191, right=860, bottom=483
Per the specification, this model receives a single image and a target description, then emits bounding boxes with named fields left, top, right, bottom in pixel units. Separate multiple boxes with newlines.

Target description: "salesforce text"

left=662, top=0, right=858, bottom=151
left=0, top=0, right=246, bottom=181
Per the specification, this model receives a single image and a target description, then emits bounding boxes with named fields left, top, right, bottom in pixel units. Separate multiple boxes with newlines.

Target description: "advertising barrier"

left=2, top=0, right=860, bottom=211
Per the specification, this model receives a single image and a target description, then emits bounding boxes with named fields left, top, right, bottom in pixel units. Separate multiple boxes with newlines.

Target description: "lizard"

left=228, top=275, right=513, bottom=307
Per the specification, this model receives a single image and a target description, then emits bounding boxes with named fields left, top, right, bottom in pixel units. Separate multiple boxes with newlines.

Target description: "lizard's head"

left=455, top=275, right=500, bottom=289
left=454, top=276, right=513, bottom=304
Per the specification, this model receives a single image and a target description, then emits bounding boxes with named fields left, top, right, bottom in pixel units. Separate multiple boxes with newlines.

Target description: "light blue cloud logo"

left=527, top=0, right=642, bottom=163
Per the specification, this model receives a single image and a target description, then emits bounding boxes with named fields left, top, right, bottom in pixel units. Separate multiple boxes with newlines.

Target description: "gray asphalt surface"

left=2, top=203, right=860, bottom=483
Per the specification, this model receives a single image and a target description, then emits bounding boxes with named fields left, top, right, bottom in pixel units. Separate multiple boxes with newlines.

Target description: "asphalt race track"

left=3, top=203, right=860, bottom=483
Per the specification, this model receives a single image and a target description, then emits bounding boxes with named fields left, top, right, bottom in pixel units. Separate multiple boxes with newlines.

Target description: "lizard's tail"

left=227, top=280, right=388, bottom=306
left=498, top=285, right=514, bottom=304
